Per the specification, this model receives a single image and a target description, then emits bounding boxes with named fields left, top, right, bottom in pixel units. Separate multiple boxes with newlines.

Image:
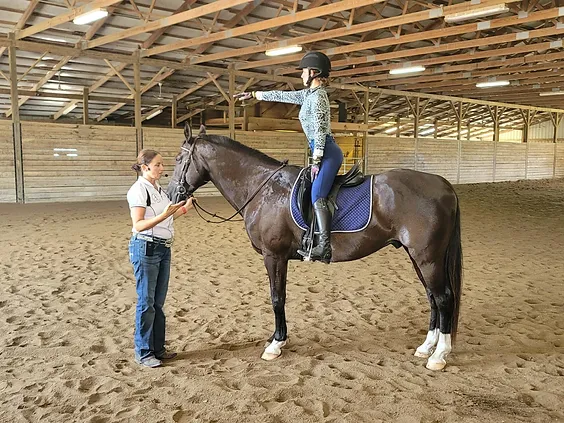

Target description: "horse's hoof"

left=414, top=350, right=431, bottom=359
left=426, top=359, right=446, bottom=371
left=261, top=351, right=282, bottom=361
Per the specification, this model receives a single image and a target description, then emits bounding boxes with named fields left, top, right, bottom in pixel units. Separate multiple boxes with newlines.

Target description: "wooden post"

left=552, top=112, right=559, bottom=143
left=493, top=106, right=500, bottom=142
left=396, top=115, right=400, bottom=138
left=242, top=106, right=249, bottom=131
left=413, top=97, right=420, bottom=138
left=133, top=51, right=142, bottom=154
left=457, top=102, right=462, bottom=141
left=9, top=34, right=24, bottom=203
left=466, top=122, right=471, bottom=141
left=82, top=87, right=89, bottom=125
left=433, top=120, right=438, bottom=139
left=523, top=109, right=530, bottom=143
left=171, top=95, right=177, bottom=128
left=228, top=63, right=235, bottom=140
left=363, top=90, right=369, bottom=174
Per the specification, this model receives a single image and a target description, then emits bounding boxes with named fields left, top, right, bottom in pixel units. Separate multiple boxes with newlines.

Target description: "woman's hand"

left=233, top=92, right=254, bottom=101
left=162, top=200, right=186, bottom=219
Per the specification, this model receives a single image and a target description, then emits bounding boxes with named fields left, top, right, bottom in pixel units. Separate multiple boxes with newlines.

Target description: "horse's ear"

left=184, top=122, right=192, bottom=141
left=199, top=125, right=207, bottom=136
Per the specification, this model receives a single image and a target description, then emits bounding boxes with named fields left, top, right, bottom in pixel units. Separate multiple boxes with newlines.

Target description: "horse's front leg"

left=261, top=254, right=288, bottom=361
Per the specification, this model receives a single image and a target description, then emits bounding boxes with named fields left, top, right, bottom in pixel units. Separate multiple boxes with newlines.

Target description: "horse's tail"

left=445, top=197, right=463, bottom=343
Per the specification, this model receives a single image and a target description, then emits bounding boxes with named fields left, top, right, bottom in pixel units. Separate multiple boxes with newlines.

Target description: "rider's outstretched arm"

left=255, top=90, right=307, bottom=105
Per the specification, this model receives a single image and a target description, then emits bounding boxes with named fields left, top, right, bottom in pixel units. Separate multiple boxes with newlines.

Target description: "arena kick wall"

left=0, top=121, right=563, bottom=203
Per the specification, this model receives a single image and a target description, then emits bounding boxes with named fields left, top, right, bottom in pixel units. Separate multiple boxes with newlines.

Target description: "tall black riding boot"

left=309, top=198, right=332, bottom=263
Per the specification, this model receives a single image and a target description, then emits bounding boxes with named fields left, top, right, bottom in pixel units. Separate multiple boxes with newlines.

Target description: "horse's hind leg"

left=261, top=254, right=288, bottom=361
left=407, top=251, right=452, bottom=370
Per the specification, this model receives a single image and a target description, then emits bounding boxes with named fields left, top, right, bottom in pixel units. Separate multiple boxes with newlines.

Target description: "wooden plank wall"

left=366, top=137, right=416, bottom=172
left=526, top=143, right=555, bottom=180
left=495, top=143, right=526, bottom=182
left=459, top=141, right=494, bottom=183
left=417, top=139, right=458, bottom=184
left=0, top=120, right=15, bottom=202
left=555, top=143, right=564, bottom=179
left=21, top=122, right=137, bottom=203
left=366, top=137, right=563, bottom=184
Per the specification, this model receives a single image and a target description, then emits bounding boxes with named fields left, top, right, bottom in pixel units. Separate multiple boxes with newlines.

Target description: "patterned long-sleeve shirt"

left=255, top=87, right=332, bottom=160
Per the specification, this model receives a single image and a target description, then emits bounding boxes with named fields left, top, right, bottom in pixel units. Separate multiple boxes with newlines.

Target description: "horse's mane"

left=202, top=134, right=283, bottom=166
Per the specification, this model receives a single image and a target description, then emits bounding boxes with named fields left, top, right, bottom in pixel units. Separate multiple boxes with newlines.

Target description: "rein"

left=191, top=158, right=288, bottom=224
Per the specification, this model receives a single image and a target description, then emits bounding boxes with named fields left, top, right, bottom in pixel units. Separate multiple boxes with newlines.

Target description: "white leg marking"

left=426, top=333, right=452, bottom=371
left=261, top=339, right=287, bottom=361
left=414, top=328, right=440, bottom=358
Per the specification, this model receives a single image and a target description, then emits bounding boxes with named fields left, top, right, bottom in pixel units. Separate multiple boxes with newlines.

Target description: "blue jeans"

left=129, top=237, right=171, bottom=360
left=309, top=136, right=343, bottom=204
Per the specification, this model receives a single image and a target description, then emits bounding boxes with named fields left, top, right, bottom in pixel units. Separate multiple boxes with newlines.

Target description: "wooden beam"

left=144, top=0, right=385, bottom=57
left=172, top=95, right=177, bottom=128
left=134, top=51, right=142, bottom=154
left=87, top=0, right=252, bottom=49
left=104, top=59, right=135, bottom=94
left=0, top=0, right=39, bottom=59
left=199, top=0, right=515, bottom=66
left=83, top=87, right=89, bottom=125
left=9, top=36, right=24, bottom=203
left=16, top=0, right=123, bottom=40
left=229, top=64, right=235, bottom=140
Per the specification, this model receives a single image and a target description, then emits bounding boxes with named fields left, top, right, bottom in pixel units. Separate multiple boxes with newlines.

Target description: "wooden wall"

left=366, top=137, right=563, bottom=184
left=21, top=122, right=137, bottom=203
left=0, top=120, right=15, bottom=202
left=1, top=122, right=562, bottom=204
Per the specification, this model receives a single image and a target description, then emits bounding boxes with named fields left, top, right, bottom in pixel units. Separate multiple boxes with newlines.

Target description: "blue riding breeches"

left=310, top=135, right=343, bottom=204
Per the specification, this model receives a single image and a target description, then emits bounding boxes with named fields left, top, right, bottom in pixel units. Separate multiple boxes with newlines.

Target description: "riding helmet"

left=297, top=51, right=331, bottom=78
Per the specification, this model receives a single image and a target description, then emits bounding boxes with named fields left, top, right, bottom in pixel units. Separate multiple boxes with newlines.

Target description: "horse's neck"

left=207, top=149, right=282, bottom=211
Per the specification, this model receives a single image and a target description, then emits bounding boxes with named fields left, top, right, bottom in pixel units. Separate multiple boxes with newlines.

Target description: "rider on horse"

left=234, top=51, right=343, bottom=263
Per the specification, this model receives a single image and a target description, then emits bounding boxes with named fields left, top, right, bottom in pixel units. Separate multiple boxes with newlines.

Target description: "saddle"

left=296, top=163, right=365, bottom=225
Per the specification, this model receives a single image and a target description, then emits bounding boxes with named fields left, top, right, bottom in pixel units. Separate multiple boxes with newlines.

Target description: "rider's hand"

left=184, top=197, right=195, bottom=211
left=162, top=200, right=186, bottom=218
left=311, top=164, right=320, bottom=181
left=233, top=92, right=254, bottom=101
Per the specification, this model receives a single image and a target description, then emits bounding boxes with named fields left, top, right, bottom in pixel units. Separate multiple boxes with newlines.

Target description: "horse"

left=167, top=125, right=463, bottom=371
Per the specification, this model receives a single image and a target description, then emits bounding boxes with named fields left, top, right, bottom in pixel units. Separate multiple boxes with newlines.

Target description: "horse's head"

left=167, top=123, right=210, bottom=203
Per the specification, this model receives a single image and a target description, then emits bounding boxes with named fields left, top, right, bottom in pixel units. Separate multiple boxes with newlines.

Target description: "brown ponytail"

left=132, top=149, right=160, bottom=173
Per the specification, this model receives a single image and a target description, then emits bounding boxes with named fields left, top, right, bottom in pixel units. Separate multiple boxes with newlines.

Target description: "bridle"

left=171, top=135, right=288, bottom=224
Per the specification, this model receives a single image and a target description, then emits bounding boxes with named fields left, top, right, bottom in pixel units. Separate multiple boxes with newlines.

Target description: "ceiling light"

left=61, top=104, right=77, bottom=115
left=476, top=80, right=510, bottom=88
left=265, top=45, right=303, bottom=56
left=73, top=8, right=109, bottom=25
left=389, top=66, right=426, bottom=75
left=539, top=90, right=564, bottom=96
left=385, top=127, right=398, bottom=133
left=444, top=4, right=509, bottom=23
left=145, top=109, right=163, bottom=120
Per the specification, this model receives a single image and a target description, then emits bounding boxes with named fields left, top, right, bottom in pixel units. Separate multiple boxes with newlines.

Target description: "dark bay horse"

left=168, top=125, right=462, bottom=371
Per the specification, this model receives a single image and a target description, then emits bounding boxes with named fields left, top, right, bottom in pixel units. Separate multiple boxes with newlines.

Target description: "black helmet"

left=297, top=51, right=331, bottom=78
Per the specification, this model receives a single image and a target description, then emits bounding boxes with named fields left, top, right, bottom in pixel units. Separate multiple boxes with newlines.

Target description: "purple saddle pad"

left=290, top=172, right=373, bottom=233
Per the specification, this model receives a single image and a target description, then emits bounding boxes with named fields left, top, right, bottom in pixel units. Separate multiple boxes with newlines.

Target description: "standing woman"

left=127, top=149, right=194, bottom=368
left=234, top=51, right=343, bottom=263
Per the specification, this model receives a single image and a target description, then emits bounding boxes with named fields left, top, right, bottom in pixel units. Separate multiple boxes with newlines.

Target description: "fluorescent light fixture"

left=53, top=153, right=60, bottom=157
left=265, top=45, right=303, bottom=56
left=66, top=153, right=78, bottom=157
left=61, top=104, right=77, bottom=115
left=476, top=80, right=510, bottom=88
left=389, top=66, right=426, bottom=75
left=385, top=127, right=398, bottom=133
left=145, top=109, right=163, bottom=120
left=444, top=4, right=509, bottom=23
left=73, top=8, right=109, bottom=25
left=54, top=148, right=77, bottom=152
left=420, top=128, right=436, bottom=136
left=539, top=90, right=564, bottom=96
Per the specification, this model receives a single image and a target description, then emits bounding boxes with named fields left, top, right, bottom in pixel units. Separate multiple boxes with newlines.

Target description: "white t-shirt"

left=127, top=176, right=174, bottom=239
